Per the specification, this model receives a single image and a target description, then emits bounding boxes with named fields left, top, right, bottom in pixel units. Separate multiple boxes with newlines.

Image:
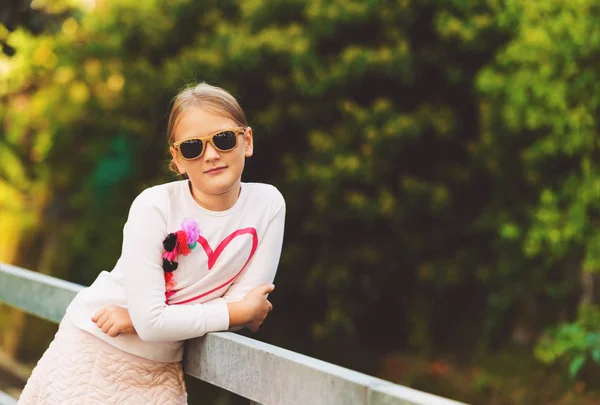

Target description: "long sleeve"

left=207, top=191, right=286, bottom=306
left=121, top=190, right=230, bottom=342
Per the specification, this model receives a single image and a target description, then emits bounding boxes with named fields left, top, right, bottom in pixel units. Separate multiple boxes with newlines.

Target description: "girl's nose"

left=204, top=142, right=220, bottom=161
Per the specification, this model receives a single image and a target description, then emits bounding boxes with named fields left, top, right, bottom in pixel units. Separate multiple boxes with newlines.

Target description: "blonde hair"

left=167, top=82, right=248, bottom=174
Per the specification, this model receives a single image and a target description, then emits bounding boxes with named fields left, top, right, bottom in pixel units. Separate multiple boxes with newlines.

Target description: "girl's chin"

left=193, top=180, right=239, bottom=196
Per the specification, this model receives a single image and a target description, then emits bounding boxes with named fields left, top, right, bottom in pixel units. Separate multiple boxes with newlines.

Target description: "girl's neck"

left=189, top=181, right=241, bottom=211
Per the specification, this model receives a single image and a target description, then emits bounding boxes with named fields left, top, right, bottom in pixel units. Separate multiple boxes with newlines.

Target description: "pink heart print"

left=173, top=227, right=258, bottom=305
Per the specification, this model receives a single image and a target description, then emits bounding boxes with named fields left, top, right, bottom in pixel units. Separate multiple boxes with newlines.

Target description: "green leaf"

left=569, top=355, right=587, bottom=379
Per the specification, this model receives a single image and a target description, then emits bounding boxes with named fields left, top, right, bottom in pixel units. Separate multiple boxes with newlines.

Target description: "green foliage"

left=535, top=306, right=600, bottom=379
left=476, top=0, right=600, bottom=269
left=0, top=0, right=75, bottom=56
left=1, top=0, right=600, bottom=402
left=472, top=0, right=600, bottom=367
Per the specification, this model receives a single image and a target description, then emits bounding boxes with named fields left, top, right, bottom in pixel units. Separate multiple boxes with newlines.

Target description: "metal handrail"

left=0, top=263, right=467, bottom=405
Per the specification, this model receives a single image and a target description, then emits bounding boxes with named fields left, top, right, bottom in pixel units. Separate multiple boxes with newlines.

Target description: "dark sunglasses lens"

left=213, top=131, right=237, bottom=151
left=180, top=139, right=204, bottom=159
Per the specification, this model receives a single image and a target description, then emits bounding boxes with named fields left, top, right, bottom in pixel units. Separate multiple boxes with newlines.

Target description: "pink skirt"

left=18, top=318, right=187, bottom=405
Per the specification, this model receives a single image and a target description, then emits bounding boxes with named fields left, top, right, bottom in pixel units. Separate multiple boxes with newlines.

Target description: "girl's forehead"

left=173, top=107, right=237, bottom=139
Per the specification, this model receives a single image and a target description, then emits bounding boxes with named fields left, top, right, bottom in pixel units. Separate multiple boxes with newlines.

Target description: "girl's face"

left=170, top=107, right=253, bottom=199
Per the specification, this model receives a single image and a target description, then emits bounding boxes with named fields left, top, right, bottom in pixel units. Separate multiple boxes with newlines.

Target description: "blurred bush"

left=1, top=0, right=599, bottom=402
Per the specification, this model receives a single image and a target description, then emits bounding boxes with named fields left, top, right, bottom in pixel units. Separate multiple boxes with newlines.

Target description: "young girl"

left=18, top=82, right=286, bottom=405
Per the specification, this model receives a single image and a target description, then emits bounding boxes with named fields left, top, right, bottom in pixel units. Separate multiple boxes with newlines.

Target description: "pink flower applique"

left=161, top=218, right=201, bottom=303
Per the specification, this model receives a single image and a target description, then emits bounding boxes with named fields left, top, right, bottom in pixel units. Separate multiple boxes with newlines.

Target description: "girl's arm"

left=92, top=284, right=273, bottom=337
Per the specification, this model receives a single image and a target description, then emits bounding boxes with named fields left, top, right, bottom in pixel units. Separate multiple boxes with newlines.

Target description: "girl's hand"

left=242, top=284, right=274, bottom=332
left=91, top=305, right=136, bottom=337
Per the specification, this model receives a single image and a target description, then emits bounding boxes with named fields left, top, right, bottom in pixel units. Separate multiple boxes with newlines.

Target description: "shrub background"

left=1, top=1, right=599, bottom=403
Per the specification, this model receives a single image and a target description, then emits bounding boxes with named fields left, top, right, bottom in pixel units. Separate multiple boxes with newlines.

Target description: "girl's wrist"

left=226, top=301, right=252, bottom=327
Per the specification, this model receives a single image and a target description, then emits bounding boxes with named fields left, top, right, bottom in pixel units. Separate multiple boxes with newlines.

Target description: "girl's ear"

left=170, top=147, right=187, bottom=175
left=244, top=127, right=254, bottom=157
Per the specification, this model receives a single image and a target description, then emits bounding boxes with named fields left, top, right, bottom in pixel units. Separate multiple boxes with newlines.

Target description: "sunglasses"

left=172, top=127, right=246, bottom=160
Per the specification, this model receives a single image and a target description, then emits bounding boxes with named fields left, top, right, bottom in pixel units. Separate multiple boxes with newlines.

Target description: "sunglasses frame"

left=172, top=127, right=247, bottom=161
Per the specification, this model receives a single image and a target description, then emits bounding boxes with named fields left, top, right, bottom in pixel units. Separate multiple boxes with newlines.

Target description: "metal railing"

left=0, top=263, right=467, bottom=405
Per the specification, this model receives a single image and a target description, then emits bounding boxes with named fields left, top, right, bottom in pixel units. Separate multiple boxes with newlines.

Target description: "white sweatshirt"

left=66, top=180, right=285, bottom=362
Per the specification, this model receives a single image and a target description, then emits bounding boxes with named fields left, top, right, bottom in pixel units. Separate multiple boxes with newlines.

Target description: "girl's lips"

left=204, top=166, right=227, bottom=174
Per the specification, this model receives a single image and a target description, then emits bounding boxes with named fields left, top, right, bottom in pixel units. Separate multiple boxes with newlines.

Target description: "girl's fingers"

left=91, top=308, right=106, bottom=322
left=107, top=324, right=120, bottom=337
left=96, top=312, right=109, bottom=328
left=101, top=319, right=113, bottom=334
